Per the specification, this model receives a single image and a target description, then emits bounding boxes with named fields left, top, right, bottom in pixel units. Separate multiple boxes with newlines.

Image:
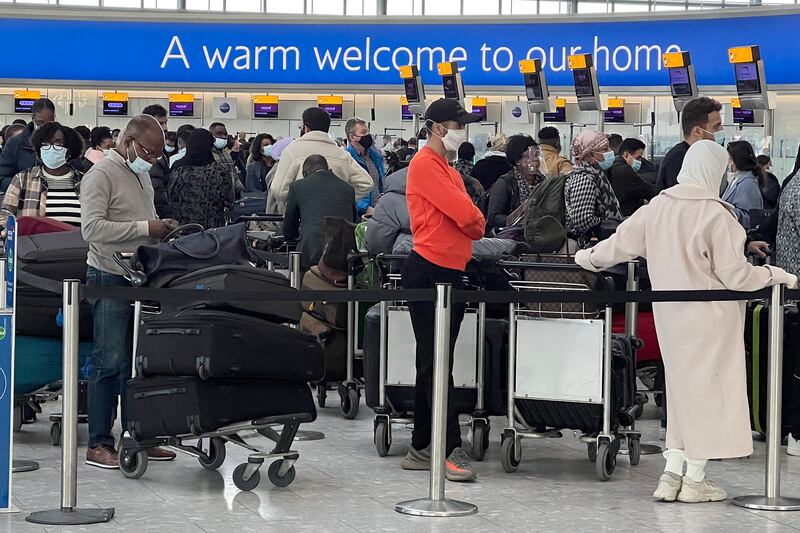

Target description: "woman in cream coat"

left=575, top=140, right=798, bottom=503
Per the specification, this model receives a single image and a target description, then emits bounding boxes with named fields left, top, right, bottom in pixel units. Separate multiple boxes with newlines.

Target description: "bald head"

left=302, top=154, right=329, bottom=177
left=116, top=114, right=166, bottom=164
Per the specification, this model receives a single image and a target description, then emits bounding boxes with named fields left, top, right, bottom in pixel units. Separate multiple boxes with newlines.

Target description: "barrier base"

left=620, top=442, right=663, bottom=456
left=732, top=495, right=800, bottom=511
left=26, top=507, right=115, bottom=525
left=293, top=430, right=325, bottom=442
left=12, top=460, right=39, bottom=473
left=395, top=498, right=478, bottom=517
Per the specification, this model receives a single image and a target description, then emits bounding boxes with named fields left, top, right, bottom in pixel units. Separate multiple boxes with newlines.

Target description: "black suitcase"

left=126, top=376, right=316, bottom=440
left=515, top=334, right=636, bottom=432
left=229, top=196, right=267, bottom=223
left=164, top=265, right=301, bottom=324
left=137, top=309, right=325, bottom=382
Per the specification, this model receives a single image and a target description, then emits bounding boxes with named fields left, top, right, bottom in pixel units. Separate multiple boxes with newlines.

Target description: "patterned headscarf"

left=571, top=130, right=609, bottom=165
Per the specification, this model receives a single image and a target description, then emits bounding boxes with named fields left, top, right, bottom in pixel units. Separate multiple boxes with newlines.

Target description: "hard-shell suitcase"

left=137, top=309, right=324, bottom=382
left=229, top=196, right=267, bottom=224
left=164, top=265, right=301, bottom=324
left=126, top=376, right=317, bottom=440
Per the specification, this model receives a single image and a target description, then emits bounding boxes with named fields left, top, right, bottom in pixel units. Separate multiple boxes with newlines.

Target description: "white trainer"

left=677, top=477, right=727, bottom=503
left=653, top=472, right=682, bottom=502
left=787, top=434, right=800, bottom=457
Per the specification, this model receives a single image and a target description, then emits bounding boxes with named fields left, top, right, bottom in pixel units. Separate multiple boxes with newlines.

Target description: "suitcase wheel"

left=374, top=419, right=391, bottom=457
left=50, top=422, right=62, bottom=447
left=120, top=449, right=149, bottom=479
left=317, top=385, right=327, bottom=408
left=628, top=437, right=641, bottom=467
left=595, top=441, right=617, bottom=481
left=500, top=435, right=521, bottom=473
left=198, top=437, right=226, bottom=470
left=340, top=387, right=360, bottom=420
left=233, top=463, right=261, bottom=491
left=267, top=460, right=296, bottom=488
left=471, top=421, right=490, bottom=462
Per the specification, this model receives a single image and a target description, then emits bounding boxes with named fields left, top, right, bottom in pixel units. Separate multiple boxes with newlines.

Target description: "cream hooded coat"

left=575, top=140, right=798, bottom=460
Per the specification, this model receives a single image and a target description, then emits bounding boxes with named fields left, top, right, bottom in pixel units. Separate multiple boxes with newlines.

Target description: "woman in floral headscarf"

left=565, top=129, right=622, bottom=243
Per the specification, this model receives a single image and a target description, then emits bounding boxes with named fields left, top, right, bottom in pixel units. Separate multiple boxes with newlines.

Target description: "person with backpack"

left=564, top=129, right=622, bottom=244
left=485, top=135, right=544, bottom=234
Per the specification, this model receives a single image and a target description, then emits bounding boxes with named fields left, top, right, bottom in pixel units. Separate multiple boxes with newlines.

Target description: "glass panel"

left=501, top=0, right=513, bottom=13
left=763, top=0, right=796, bottom=3
left=614, top=1, right=651, bottom=10
left=387, top=0, right=413, bottom=14
left=143, top=0, right=156, bottom=6
left=158, top=0, right=178, bottom=8
left=424, top=0, right=459, bottom=14
left=511, top=0, right=538, bottom=13
left=227, top=0, right=261, bottom=11
left=103, top=0, right=141, bottom=7
left=539, top=1, right=570, bottom=13
left=653, top=1, right=686, bottom=9
left=346, top=0, right=363, bottom=14
left=266, top=0, right=304, bottom=12
left=59, top=0, right=100, bottom=5
left=209, top=0, right=223, bottom=9
left=17, top=0, right=50, bottom=4
left=463, top=0, right=500, bottom=13
left=312, top=0, right=344, bottom=14
left=186, top=0, right=208, bottom=8
left=577, top=1, right=610, bottom=12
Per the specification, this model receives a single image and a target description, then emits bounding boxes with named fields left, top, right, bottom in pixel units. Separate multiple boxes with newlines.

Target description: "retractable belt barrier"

left=18, top=271, right=800, bottom=520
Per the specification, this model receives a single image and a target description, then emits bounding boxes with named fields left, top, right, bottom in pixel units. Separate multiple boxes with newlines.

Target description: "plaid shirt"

left=0, top=165, right=82, bottom=229
left=564, top=163, right=621, bottom=238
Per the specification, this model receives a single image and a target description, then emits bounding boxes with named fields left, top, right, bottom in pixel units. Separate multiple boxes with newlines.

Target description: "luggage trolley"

left=498, top=258, right=640, bottom=481
left=369, top=255, right=494, bottom=460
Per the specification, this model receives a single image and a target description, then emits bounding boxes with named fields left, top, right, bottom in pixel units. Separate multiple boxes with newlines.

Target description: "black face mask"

left=357, top=134, right=374, bottom=150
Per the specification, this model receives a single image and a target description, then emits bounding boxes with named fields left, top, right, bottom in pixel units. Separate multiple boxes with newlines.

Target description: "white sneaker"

left=652, top=472, right=682, bottom=502
left=677, top=477, right=727, bottom=503
left=788, top=434, right=800, bottom=457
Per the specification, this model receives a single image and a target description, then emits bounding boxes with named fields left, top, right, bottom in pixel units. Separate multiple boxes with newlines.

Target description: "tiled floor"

left=5, top=398, right=800, bottom=533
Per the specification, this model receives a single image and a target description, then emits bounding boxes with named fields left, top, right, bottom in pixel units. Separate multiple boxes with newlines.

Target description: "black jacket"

left=283, top=170, right=357, bottom=270
left=0, top=123, right=36, bottom=192
left=607, top=156, right=656, bottom=216
left=762, top=172, right=781, bottom=210
left=656, top=141, right=689, bottom=193
left=472, top=155, right=513, bottom=191
left=485, top=171, right=521, bottom=234
left=149, top=153, right=174, bottom=219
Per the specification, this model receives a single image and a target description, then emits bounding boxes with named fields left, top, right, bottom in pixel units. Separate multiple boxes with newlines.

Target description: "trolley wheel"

left=628, top=437, right=641, bottom=467
left=197, top=363, right=210, bottom=381
left=233, top=463, right=261, bottom=491
left=500, top=435, right=521, bottom=473
left=50, top=422, right=62, bottom=447
left=587, top=442, right=597, bottom=463
left=198, top=437, right=226, bottom=470
left=267, top=460, right=296, bottom=488
left=341, top=387, right=360, bottom=420
left=595, top=442, right=617, bottom=481
left=375, top=419, right=391, bottom=457
left=120, top=449, right=149, bottom=479
left=472, top=422, right=488, bottom=462
left=317, top=385, right=327, bottom=408
left=23, top=403, right=37, bottom=424
left=12, top=405, right=22, bottom=433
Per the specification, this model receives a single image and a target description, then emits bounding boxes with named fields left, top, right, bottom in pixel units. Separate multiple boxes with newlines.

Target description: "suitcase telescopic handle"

left=145, top=328, right=201, bottom=336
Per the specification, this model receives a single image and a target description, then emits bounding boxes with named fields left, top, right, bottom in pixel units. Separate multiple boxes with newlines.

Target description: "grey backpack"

left=523, top=175, right=568, bottom=253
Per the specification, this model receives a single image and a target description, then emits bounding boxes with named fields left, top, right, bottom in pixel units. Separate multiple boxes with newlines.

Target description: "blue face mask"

left=213, top=137, right=228, bottom=150
left=630, top=158, right=642, bottom=173
left=262, top=145, right=273, bottom=158
left=702, top=128, right=726, bottom=146
left=126, top=140, right=153, bottom=174
left=40, top=145, right=68, bottom=169
left=599, top=151, right=615, bottom=170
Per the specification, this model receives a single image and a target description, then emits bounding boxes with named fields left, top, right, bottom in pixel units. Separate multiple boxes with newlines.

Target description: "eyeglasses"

left=41, top=143, right=65, bottom=150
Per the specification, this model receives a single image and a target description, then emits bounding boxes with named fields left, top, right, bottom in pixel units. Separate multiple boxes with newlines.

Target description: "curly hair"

left=31, top=122, right=85, bottom=162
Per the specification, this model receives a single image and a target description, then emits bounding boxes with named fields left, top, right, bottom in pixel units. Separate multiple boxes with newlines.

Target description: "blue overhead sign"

left=1, top=12, right=799, bottom=87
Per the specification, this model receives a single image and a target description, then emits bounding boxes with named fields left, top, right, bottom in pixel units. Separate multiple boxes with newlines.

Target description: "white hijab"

left=676, top=140, right=728, bottom=196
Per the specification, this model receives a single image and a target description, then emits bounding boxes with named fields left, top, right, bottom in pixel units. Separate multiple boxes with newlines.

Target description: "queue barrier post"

left=733, top=283, right=800, bottom=511
left=26, top=280, right=114, bottom=525
left=396, top=283, right=478, bottom=517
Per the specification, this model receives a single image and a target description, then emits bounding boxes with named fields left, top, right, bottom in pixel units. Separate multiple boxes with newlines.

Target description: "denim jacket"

left=346, top=144, right=384, bottom=214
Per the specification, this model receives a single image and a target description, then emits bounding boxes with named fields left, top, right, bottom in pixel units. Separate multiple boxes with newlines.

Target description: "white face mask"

left=164, top=145, right=176, bottom=154
left=430, top=122, right=467, bottom=153
left=102, top=149, right=111, bottom=157
left=213, top=137, right=228, bottom=150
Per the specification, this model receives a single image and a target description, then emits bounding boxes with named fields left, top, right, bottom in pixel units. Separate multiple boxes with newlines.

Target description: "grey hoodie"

left=365, top=168, right=409, bottom=256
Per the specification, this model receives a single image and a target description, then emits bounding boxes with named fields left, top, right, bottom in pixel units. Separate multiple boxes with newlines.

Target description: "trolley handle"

left=232, top=214, right=285, bottom=224
left=112, top=251, right=146, bottom=287
left=496, top=260, right=584, bottom=271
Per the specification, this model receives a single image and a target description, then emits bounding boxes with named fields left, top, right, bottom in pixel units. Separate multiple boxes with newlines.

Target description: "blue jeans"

left=86, top=267, right=133, bottom=448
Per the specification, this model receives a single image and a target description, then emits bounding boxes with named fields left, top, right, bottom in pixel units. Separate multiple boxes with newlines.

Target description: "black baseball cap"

left=423, top=98, right=482, bottom=125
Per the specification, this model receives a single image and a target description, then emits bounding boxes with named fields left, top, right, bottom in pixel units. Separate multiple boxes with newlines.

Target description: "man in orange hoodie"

left=400, top=99, right=486, bottom=481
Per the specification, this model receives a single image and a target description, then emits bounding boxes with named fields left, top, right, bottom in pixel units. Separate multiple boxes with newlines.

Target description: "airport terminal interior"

left=3, top=0, right=800, bottom=532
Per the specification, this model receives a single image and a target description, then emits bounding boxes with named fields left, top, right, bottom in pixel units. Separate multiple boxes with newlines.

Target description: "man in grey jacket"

left=81, top=115, right=178, bottom=469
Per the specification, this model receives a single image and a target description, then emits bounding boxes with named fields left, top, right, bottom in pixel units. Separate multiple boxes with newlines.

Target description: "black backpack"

left=523, top=175, right=568, bottom=253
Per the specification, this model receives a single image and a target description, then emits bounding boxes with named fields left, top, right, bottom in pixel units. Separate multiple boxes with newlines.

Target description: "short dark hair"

left=618, top=138, right=646, bottom=156
left=301, top=108, right=331, bottom=133
left=537, top=126, right=560, bottom=147
left=458, top=142, right=475, bottom=161
left=89, top=126, right=112, bottom=149
left=681, top=97, right=722, bottom=138
left=607, top=134, right=623, bottom=153
left=176, top=124, right=195, bottom=136
left=142, top=104, right=168, bottom=118
left=74, top=125, right=91, bottom=142
left=166, top=131, right=177, bottom=144
left=31, top=122, right=84, bottom=161
left=12, top=119, right=27, bottom=126
left=111, top=128, right=121, bottom=136
left=303, top=154, right=329, bottom=176
left=3, top=124, right=25, bottom=140
left=506, top=134, right=538, bottom=165
left=757, top=154, right=771, bottom=167
left=176, top=128, right=193, bottom=145
left=31, top=98, right=55, bottom=116
left=209, top=122, right=226, bottom=132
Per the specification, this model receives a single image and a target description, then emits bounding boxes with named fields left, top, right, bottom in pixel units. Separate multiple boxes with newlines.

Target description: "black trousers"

left=402, top=252, right=466, bottom=456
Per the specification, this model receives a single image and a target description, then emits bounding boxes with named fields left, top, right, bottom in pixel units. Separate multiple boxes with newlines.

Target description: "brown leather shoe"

left=147, top=446, right=176, bottom=461
left=86, top=445, right=119, bottom=469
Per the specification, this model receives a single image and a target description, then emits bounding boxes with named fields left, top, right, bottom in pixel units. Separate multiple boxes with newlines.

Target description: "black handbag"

left=132, top=223, right=253, bottom=287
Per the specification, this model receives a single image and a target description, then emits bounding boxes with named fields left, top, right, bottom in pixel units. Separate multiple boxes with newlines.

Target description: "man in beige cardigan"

left=267, top=107, right=373, bottom=214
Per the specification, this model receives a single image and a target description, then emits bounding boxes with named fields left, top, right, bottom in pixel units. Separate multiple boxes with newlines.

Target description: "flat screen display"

left=169, top=101, right=194, bottom=117
left=254, top=102, right=279, bottom=118
left=524, top=73, right=543, bottom=100
left=404, top=77, right=420, bottom=103
left=14, top=98, right=35, bottom=114
left=442, top=75, right=460, bottom=100
left=733, top=108, right=755, bottom=124
left=319, top=103, right=342, bottom=118
left=544, top=106, right=566, bottom=123
left=102, top=100, right=128, bottom=116
left=668, top=67, right=693, bottom=97
left=573, top=69, right=594, bottom=97
left=401, top=104, right=413, bottom=120
left=735, top=62, right=761, bottom=95
left=604, top=107, right=625, bottom=123
left=471, top=105, right=487, bottom=121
